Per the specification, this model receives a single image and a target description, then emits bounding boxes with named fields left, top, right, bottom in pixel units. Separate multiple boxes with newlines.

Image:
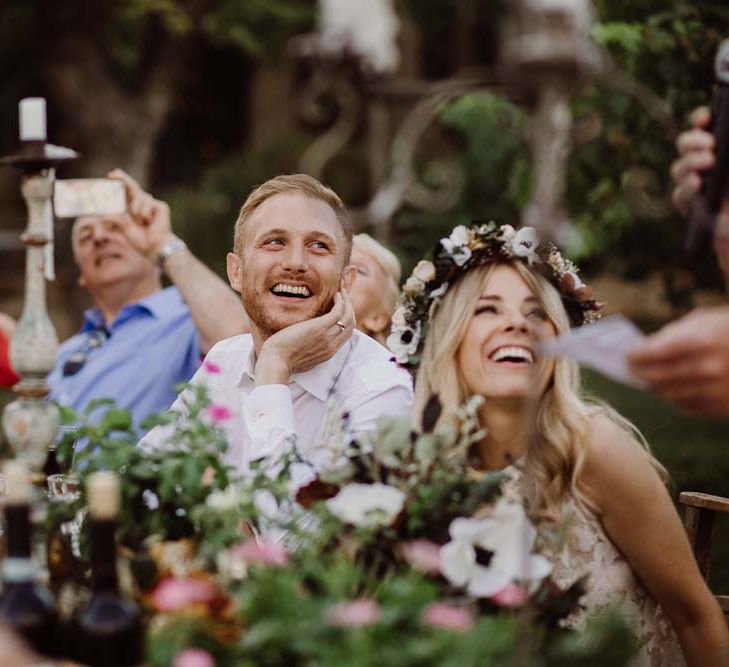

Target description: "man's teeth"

left=490, top=346, right=534, bottom=363
left=271, top=283, right=312, bottom=297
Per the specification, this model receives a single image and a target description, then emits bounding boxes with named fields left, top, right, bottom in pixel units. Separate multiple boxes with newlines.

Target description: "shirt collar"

left=239, top=333, right=359, bottom=403
left=81, top=287, right=179, bottom=332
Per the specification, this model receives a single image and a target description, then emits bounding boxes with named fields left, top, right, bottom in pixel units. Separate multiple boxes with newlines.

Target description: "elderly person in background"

left=48, top=170, right=248, bottom=432
left=629, top=108, right=729, bottom=416
left=349, top=233, right=401, bottom=345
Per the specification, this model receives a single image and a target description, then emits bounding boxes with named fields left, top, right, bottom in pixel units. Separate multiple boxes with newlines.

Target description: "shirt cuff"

left=243, top=384, right=296, bottom=459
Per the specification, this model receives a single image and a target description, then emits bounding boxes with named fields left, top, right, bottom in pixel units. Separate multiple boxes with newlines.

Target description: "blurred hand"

left=108, top=168, right=174, bottom=262
left=255, top=289, right=356, bottom=386
left=671, top=107, right=729, bottom=277
left=628, top=306, right=729, bottom=416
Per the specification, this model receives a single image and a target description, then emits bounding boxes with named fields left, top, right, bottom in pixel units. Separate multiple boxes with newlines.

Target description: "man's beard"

left=241, top=284, right=334, bottom=338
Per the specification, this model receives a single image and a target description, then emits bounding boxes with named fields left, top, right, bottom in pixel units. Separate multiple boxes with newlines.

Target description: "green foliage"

left=50, top=390, right=637, bottom=667
left=112, top=0, right=313, bottom=71
left=55, top=383, right=233, bottom=549
left=388, top=2, right=729, bottom=285
left=393, top=93, right=529, bottom=275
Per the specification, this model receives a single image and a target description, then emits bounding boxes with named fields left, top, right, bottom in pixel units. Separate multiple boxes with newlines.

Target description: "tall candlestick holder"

left=501, top=0, right=602, bottom=246
left=1, top=117, right=78, bottom=475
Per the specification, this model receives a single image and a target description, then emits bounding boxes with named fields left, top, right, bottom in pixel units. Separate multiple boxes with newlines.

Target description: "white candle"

left=19, top=97, right=46, bottom=141
left=87, top=471, right=121, bottom=520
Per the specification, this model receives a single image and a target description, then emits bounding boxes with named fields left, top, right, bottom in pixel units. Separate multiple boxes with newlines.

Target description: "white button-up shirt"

left=142, top=330, right=413, bottom=484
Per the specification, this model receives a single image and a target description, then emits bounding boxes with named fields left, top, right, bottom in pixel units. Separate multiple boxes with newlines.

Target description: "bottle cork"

left=87, top=471, right=121, bottom=520
left=4, top=460, right=30, bottom=504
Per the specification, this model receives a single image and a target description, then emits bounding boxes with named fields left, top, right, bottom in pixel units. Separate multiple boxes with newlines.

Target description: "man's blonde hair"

left=233, top=174, right=352, bottom=261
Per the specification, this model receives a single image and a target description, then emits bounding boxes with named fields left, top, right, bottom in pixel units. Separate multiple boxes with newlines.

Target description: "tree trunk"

left=44, top=35, right=181, bottom=188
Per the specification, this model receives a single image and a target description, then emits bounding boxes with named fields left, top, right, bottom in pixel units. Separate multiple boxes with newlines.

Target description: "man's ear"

left=78, top=272, right=87, bottom=288
left=341, top=264, right=357, bottom=291
left=226, top=252, right=243, bottom=293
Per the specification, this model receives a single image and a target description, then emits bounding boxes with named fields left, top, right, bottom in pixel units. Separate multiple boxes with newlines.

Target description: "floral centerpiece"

left=51, top=384, right=636, bottom=666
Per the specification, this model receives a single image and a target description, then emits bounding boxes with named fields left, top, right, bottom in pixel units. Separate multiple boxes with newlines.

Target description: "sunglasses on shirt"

left=62, top=328, right=110, bottom=377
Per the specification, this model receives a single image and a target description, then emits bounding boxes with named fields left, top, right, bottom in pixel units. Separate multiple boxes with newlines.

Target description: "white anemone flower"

left=391, top=306, right=408, bottom=327
left=386, top=322, right=420, bottom=364
left=440, top=225, right=472, bottom=266
left=326, top=482, right=406, bottom=528
left=439, top=501, right=552, bottom=598
left=497, top=224, right=516, bottom=243
left=510, top=227, right=539, bottom=265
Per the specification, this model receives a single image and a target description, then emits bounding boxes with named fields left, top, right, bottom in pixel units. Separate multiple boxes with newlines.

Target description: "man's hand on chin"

left=255, top=289, right=356, bottom=386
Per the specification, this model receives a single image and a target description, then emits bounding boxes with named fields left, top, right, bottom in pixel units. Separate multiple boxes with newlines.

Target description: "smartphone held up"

left=53, top=179, right=126, bottom=219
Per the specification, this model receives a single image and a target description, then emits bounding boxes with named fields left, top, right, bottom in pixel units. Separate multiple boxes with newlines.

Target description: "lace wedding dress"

left=505, top=470, right=685, bottom=666
left=550, top=497, right=685, bottom=666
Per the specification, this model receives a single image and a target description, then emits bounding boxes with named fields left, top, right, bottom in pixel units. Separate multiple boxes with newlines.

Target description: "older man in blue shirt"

left=48, top=169, right=248, bottom=433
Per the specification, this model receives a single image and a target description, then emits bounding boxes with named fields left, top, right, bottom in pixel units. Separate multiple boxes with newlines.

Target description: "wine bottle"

left=72, top=472, right=143, bottom=666
left=42, top=446, right=62, bottom=478
left=0, top=460, right=59, bottom=657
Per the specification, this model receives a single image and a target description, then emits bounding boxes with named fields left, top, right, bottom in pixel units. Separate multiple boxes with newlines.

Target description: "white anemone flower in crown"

left=318, top=0, right=400, bottom=74
left=326, top=483, right=406, bottom=528
left=387, top=321, right=420, bottom=365
left=439, top=500, right=552, bottom=598
left=440, top=225, right=472, bottom=267
left=510, top=227, right=539, bottom=265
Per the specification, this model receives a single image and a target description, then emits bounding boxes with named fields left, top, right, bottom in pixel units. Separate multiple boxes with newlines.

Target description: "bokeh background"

left=1, top=0, right=728, bottom=590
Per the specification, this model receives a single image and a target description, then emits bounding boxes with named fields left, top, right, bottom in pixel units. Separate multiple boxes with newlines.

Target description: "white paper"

left=538, top=315, right=647, bottom=388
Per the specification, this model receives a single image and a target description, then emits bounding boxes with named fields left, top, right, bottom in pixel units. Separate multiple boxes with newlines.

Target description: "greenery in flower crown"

left=387, top=221, right=604, bottom=368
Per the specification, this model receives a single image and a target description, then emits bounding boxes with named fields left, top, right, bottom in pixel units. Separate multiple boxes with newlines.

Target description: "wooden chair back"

left=680, top=491, right=729, bottom=618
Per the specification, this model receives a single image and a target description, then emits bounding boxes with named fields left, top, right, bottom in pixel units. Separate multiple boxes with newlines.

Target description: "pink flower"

left=401, top=539, right=442, bottom=574
left=173, top=649, right=215, bottom=667
left=231, top=539, right=289, bottom=567
left=202, top=360, right=221, bottom=374
left=422, top=603, right=474, bottom=633
left=206, top=404, right=232, bottom=423
left=151, top=576, right=218, bottom=613
left=490, top=584, right=528, bottom=608
left=327, top=599, right=381, bottom=628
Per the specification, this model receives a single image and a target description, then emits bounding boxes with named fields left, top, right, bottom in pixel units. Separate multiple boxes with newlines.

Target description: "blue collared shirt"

left=48, top=287, right=201, bottom=433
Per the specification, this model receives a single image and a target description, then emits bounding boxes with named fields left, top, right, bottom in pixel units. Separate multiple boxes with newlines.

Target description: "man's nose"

left=91, top=226, right=110, bottom=245
left=280, top=244, right=308, bottom=272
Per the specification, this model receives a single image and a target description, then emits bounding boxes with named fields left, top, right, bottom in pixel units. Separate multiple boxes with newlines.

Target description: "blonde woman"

left=388, top=222, right=728, bottom=667
left=349, top=233, right=401, bottom=345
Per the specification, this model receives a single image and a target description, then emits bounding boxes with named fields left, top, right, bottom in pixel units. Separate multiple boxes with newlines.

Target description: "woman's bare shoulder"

left=581, top=410, right=665, bottom=510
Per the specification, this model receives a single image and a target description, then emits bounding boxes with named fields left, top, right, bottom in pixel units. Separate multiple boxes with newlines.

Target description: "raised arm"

left=109, top=169, right=248, bottom=353
left=582, top=414, right=729, bottom=666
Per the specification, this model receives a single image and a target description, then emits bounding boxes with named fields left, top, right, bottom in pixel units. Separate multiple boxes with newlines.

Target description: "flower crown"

left=387, top=221, right=603, bottom=368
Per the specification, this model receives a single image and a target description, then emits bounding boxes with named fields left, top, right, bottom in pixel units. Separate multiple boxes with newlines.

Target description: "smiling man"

left=143, top=174, right=413, bottom=482
left=48, top=169, right=247, bottom=432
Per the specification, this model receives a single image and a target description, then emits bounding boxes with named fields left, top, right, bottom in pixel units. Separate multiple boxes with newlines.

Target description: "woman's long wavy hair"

left=413, top=260, right=666, bottom=512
